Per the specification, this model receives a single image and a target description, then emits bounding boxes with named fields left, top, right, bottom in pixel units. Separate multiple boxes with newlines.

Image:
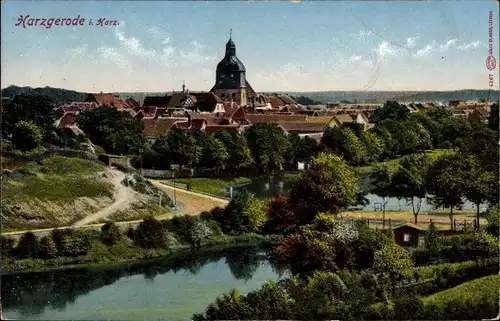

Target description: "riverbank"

left=0, top=233, right=275, bottom=275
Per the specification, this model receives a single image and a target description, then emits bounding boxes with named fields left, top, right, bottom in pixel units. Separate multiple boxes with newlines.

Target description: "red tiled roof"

left=191, top=113, right=222, bottom=125
left=190, top=118, right=206, bottom=131
left=58, top=113, right=78, bottom=128
left=245, top=114, right=308, bottom=124
left=279, top=122, right=327, bottom=134
left=172, top=121, right=189, bottom=129
left=87, top=93, right=123, bottom=108
left=142, top=117, right=188, bottom=137
left=204, top=125, right=240, bottom=134
left=230, top=107, right=249, bottom=124
left=143, top=96, right=170, bottom=107
left=278, top=95, right=297, bottom=105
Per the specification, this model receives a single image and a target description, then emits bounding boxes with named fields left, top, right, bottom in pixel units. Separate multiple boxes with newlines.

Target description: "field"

left=161, top=176, right=251, bottom=197
left=1, top=156, right=115, bottom=228
left=355, top=149, right=451, bottom=175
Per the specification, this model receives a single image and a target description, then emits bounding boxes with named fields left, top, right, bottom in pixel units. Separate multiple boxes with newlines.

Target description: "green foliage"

left=16, top=232, right=40, bottom=259
left=361, top=130, right=384, bottom=162
left=50, top=229, right=92, bottom=257
left=371, top=101, right=410, bottom=123
left=214, top=132, right=254, bottom=173
left=199, top=135, right=229, bottom=171
left=153, top=128, right=202, bottom=168
left=39, top=155, right=105, bottom=175
left=423, top=222, right=440, bottom=254
left=422, top=275, right=500, bottom=319
left=12, top=120, right=43, bottom=152
left=100, top=222, right=122, bottom=246
left=38, top=235, right=58, bottom=259
left=0, top=236, right=16, bottom=256
left=374, top=244, right=413, bottom=276
left=134, top=216, right=166, bottom=248
left=77, top=106, right=147, bottom=155
left=426, top=153, right=467, bottom=228
left=218, top=190, right=268, bottom=233
left=485, top=205, right=499, bottom=235
left=245, top=123, right=290, bottom=173
left=289, top=153, right=360, bottom=224
left=390, top=154, right=430, bottom=221
left=370, top=164, right=393, bottom=200
left=1, top=94, right=57, bottom=140
left=340, top=127, right=366, bottom=165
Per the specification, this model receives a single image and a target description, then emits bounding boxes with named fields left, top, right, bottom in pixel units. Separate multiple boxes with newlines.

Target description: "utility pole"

left=172, top=171, right=177, bottom=206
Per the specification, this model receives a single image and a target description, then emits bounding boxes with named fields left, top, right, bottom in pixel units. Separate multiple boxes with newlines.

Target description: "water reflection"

left=2, top=245, right=285, bottom=320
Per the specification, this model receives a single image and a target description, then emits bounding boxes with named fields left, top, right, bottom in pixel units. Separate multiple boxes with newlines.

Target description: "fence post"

left=464, top=219, right=467, bottom=232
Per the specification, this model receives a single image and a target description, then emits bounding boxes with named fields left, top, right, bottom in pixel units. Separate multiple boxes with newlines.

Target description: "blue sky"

left=1, top=1, right=498, bottom=92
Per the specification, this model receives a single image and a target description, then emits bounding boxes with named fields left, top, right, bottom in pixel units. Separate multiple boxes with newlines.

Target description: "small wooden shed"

left=393, top=223, right=427, bottom=247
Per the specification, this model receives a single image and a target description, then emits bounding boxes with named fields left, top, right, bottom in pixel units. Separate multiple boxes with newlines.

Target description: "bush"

left=38, top=235, right=58, bottom=259
left=134, top=217, right=166, bottom=248
left=100, top=222, right=122, bottom=245
left=12, top=121, right=43, bottom=152
left=126, top=227, right=135, bottom=241
left=16, top=232, right=40, bottom=259
left=0, top=236, right=16, bottom=256
left=50, top=228, right=92, bottom=257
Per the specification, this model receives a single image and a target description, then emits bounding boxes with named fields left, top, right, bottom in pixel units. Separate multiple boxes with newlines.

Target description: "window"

left=403, top=233, right=410, bottom=242
left=232, top=93, right=236, bottom=100
left=230, top=73, right=234, bottom=79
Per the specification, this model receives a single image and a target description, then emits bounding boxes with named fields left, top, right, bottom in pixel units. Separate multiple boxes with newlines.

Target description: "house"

left=279, top=122, right=328, bottom=135
left=192, top=92, right=224, bottom=113
left=393, top=223, right=427, bottom=247
left=245, top=114, right=308, bottom=124
left=333, top=114, right=354, bottom=125
left=470, top=107, right=490, bottom=122
left=86, top=93, right=125, bottom=108
left=141, top=117, right=189, bottom=141
left=351, top=112, right=370, bottom=125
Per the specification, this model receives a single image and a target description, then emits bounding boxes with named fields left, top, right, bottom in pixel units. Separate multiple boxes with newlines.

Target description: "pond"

left=2, top=245, right=287, bottom=321
left=231, top=177, right=488, bottom=213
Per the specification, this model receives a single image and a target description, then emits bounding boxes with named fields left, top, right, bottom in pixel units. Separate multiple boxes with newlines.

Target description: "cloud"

left=404, top=37, right=418, bottom=49
left=439, top=39, right=480, bottom=52
left=64, top=44, right=88, bottom=58
left=96, top=46, right=130, bottom=68
left=180, top=41, right=215, bottom=64
left=356, top=30, right=373, bottom=39
left=144, top=25, right=171, bottom=44
left=376, top=41, right=399, bottom=58
left=349, top=55, right=362, bottom=62
left=439, top=39, right=458, bottom=52
left=456, top=41, right=480, bottom=51
left=413, top=44, right=434, bottom=57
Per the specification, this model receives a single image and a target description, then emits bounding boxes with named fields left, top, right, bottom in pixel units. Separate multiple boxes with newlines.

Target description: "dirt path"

left=72, top=170, right=137, bottom=228
left=150, top=181, right=228, bottom=219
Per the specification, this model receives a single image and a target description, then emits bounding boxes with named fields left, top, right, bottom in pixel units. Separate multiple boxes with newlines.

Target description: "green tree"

left=246, top=123, right=290, bottom=173
left=340, top=127, right=366, bottom=165
left=100, top=222, right=122, bottom=246
left=284, top=133, right=307, bottom=169
left=360, top=130, right=384, bottom=162
left=485, top=205, right=499, bottom=236
left=11, top=120, right=43, bottom=152
left=288, top=153, right=360, bottom=225
left=426, top=153, right=467, bottom=230
left=463, top=156, right=496, bottom=227
left=77, top=106, right=147, bottom=155
left=0, top=236, right=16, bottom=257
left=487, top=103, right=498, bottom=132
left=1, top=94, right=57, bottom=140
left=190, top=219, right=213, bottom=248
left=390, top=154, right=430, bottom=224
left=134, top=216, right=166, bottom=248
left=199, top=135, right=228, bottom=171
left=38, top=235, right=58, bottom=259
left=221, top=190, right=268, bottom=233
left=16, top=232, right=40, bottom=259
left=373, top=244, right=413, bottom=297
left=424, top=222, right=440, bottom=255
left=370, top=101, right=410, bottom=123
left=214, top=132, right=254, bottom=173
left=369, top=165, right=393, bottom=221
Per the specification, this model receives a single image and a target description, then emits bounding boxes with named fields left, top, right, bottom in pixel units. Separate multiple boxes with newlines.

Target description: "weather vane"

left=229, top=29, right=232, bottom=39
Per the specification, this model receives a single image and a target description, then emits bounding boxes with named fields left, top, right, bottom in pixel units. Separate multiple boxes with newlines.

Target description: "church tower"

left=210, top=30, right=252, bottom=106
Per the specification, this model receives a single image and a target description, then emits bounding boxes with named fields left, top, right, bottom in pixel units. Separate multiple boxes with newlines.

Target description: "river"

left=231, top=176, right=488, bottom=213
left=2, top=245, right=287, bottom=321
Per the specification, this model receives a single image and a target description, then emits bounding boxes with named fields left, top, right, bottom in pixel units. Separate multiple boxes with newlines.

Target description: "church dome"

left=216, top=56, right=246, bottom=72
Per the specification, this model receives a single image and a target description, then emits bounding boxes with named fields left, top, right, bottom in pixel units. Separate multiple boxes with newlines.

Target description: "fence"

left=140, top=168, right=222, bottom=179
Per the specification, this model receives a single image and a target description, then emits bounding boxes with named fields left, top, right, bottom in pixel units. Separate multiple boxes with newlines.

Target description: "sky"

left=1, top=1, right=499, bottom=92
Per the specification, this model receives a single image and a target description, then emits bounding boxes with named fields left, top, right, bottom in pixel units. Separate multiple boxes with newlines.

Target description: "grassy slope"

left=1, top=156, right=114, bottom=228
left=355, top=149, right=451, bottom=175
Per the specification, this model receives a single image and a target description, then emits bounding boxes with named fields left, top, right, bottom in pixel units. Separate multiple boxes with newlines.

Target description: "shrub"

left=134, top=217, right=166, bottom=248
left=190, top=219, right=213, bottom=247
left=100, top=222, right=122, bottom=246
left=16, top=232, right=40, bottom=259
left=12, top=121, right=43, bottom=152
left=0, top=236, right=16, bottom=256
left=38, top=235, right=58, bottom=259
left=126, top=227, right=135, bottom=241
left=50, top=228, right=92, bottom=257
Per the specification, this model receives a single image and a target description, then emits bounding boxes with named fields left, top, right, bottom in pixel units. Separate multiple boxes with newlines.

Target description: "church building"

left=210, top=31, right=267, bottom=108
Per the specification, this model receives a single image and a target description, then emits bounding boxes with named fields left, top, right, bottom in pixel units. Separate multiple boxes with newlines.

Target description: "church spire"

left=182, top=80, right=186, bottom=93
left=229, top=29, right=232, bottom=40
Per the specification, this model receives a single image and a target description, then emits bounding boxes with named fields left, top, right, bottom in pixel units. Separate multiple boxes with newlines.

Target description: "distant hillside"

left=394, top=90, right=499, bottom=102
left=266, top=90, right=499, bottom=104
left=1, top=86, right=88, bottom=104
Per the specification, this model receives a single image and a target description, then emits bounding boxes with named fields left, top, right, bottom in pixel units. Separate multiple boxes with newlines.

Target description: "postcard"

left=1, top=1, right=499, bottom=321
